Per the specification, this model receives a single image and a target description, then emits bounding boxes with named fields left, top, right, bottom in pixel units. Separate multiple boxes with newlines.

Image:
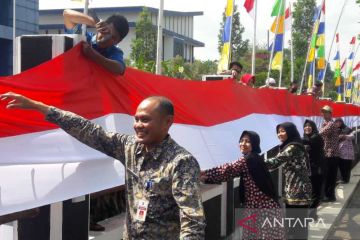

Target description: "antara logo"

left=237, top=214, right=326, bottom=233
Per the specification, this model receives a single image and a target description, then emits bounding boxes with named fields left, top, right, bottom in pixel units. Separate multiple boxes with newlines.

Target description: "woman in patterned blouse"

left=265, top=122, right=312, bottom=240
left=335, top=118, right=355, bottom=183
left=201, top=131, right=285, bottom=240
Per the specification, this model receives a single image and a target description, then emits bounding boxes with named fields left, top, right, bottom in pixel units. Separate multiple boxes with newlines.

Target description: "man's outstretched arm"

left=0, top=92, right=127, bottom=162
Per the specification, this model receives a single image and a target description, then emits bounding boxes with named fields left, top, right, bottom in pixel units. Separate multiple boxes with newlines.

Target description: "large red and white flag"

left=0, top=45, right=359, bottom=216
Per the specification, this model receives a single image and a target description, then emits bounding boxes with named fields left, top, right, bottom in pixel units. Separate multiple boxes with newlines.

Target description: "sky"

left=39, top=0, right=360, bottom=69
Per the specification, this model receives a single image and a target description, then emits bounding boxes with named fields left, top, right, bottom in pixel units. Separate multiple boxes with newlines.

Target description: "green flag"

left=271, top=0, right=285, bottom=16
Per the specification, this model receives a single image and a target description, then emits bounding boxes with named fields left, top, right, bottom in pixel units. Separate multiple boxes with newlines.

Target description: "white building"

left=39, top=6, right=204, bottom=62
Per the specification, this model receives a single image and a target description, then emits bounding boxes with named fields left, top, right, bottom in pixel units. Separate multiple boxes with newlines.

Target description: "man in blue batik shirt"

left=63, top=9, right=129, bottom=75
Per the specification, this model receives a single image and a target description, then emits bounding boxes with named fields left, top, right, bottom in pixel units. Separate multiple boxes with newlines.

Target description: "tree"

left=292, top=0, right=316, bottom=61
left=218, top=4, right=249, bottom=63
left=130, top=8, right=157, bottom=72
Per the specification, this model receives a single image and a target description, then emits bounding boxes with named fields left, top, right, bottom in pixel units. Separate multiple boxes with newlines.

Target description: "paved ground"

left=325, top=179, right=360, bottom=240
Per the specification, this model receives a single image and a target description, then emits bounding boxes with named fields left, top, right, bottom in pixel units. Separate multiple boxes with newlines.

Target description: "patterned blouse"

left=338, top=132, right=355, bottom=160
left=319, top=120, right=340, bottom=158
left=265, top=144, right=312, bottom=206
left=46, top=107, right=205, bottom=240
left=204, top=157, right=285, bottom=239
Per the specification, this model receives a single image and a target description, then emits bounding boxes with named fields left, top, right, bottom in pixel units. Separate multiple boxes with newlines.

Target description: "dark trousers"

left=310, top=174, right=323, bottom=210
left=285, top=204, right=309, bottom=240
left=338, top=158, right=352, bottom=183
left=324, top=157, right=339, bottom=199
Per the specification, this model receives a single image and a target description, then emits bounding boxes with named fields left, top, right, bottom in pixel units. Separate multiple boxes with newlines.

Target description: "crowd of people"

left=0, top=93, right=357, bottom=239
left=222, top=61, right=326, bottom=98
left=1, top=9, right=358, bottom=240
left=201, top=105, right=356, bottom=239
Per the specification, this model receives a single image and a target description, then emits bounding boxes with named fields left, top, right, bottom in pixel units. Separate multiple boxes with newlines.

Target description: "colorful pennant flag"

left=307, top=1, right=325, bottom=91
left=218, top=0, right=234, bottom=73
left=333, top=33, right=342, bottom=101
left=316, top=3, right=325, bottom=81
left=270, top=0, right=286, bottom=71
left=345, top=36, right=356, bottom=99
left=244, top=0, right=255, bottom=18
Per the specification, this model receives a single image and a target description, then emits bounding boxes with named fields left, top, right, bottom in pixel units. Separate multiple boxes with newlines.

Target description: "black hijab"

left=277, top=122, right=304, bottom=152
left=239, top=131, right=279, bottom=205
left=302, top=119, right=325, bottom=174
left=335, top=118, right=353, bottom=135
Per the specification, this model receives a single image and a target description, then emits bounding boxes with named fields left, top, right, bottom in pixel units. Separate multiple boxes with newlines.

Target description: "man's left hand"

left=82, top=41, right=96, bottom=60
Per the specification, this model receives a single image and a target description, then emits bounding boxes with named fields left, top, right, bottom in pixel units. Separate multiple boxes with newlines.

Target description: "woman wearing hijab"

left=335, top=118, right=355, bottom=183
left=240, top=74, right=255, bottom=87
left=303, top=119, right=325, bottom=219
left=201, top=131, right=285, bottom=239
left=265, top=122, right=312, bottom=240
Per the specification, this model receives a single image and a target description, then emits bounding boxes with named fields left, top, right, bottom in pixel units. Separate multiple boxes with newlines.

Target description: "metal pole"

left=349, top=43, right=360, bottom=103
left=227, top=0, right=235, bottom=69
left=81, top=0, right=89, bottom=37
left=155, top=0, right=164, bottom=75
left=298, top=38, right=312, bottom=95
left=267, top=0, right=284, bottom=80
left=279, top=6, right=286, bottom=88
left=12, top=0, right=16, bottom=75
left=322, top=0, right=348, bottom=83
left=251, top=0, right=258, bottom=75
left=299, top=0, right=324, bottom=95
left=322, top=0, right=348, bottom=98
left=290, top=4, right=294, bottom=83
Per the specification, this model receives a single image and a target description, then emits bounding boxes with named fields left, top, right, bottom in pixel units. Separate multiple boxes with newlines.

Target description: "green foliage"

left=130, top=7, right=157, bottom=72
left=292, top=0, right=316, bottom=84
left=218, top=4, right=249, bottom=62
left=292, top=0, right=316, bottom=61
left=161, top=57, right=217, bottom=80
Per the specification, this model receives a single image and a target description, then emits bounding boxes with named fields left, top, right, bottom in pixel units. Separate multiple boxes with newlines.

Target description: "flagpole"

left=344, top=55, right=348, bottom=102
left=322, top=0, right=348, bottom=96
left=298, top=37, right=312, bottom=94
left=279, top=4, right=286, bottom=88
left=12, top=0, right=16, bottom=74
left=267, top=0, right=284, bottom=81
left=251, top=0, right=257, bottom=75
left=350, top=43, right=360, bottom=102
left=299, top=0, right=324, bottom=95
left=228, top=0, right=235, bottom=68
left=156, top=0, right=164, bottom=74
left=81, top=0, right=89, bottom=37
left=290, top=4, right=294, bottom=83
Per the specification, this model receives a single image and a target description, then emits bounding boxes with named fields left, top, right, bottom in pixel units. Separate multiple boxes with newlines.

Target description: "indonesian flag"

left=244, top=0, right=255, bottom=18
left=0, top=45, right=359, bottom=216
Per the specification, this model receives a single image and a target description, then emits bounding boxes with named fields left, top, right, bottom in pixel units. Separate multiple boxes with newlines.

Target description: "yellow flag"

left=308, top=48, right=315, bottom=62
left=317, top=58, right=325, bottom=69
left=225, top=0, right=234, bottom=17
left=218, top=43, right=230, bottom=73
left=271, top=52, right=282, bottom=70
left=271, top=16, right=284, bottom=34
left=307, top=75, right=313, bottom=92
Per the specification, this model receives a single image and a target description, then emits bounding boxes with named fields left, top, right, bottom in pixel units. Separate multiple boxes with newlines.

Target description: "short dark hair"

left=105, top=14, right=129, bottom=42
left=147, top=96, right=174, bottom=116
left=314, top=81, right=323, bottom=87
left=229, top=61, right=243, bottom=70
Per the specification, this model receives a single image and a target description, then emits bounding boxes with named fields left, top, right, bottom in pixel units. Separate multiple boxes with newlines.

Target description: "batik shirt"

left=319, top=120, right=340, bottom=158
left=265, top=144, right=312, bottom=205
left=46, top=108, right=205, bottom=240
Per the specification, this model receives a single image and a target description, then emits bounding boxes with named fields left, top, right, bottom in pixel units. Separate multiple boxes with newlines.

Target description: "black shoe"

left=90, top=222, right=105, bottom=231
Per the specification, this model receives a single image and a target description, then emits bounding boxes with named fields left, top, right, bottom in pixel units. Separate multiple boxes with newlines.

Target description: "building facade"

left=39, top=6, right=204, bottom=62
left=0, top=0, right=39, bottom=76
